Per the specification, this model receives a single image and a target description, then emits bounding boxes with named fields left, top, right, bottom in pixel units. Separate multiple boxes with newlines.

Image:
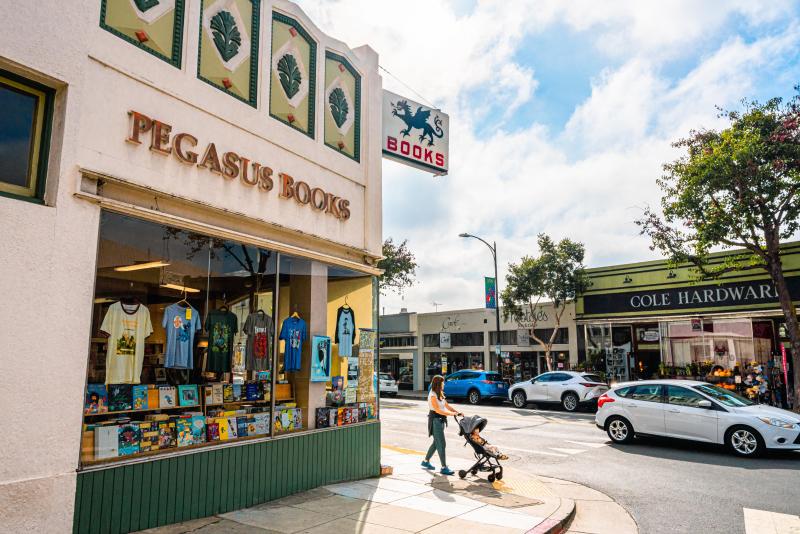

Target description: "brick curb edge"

left=526, top=497, right=575, bottom=534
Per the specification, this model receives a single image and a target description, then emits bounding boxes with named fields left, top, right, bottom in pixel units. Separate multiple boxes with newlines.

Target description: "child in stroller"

left=455, top=414, right=505, bottom=482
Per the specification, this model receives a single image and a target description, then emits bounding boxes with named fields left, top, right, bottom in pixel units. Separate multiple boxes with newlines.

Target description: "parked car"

left=444, top=370, right=508, bottom=405
left=508, top=371, right=609, bottom=412
left=379, top=373, right=398, bottom=396
left=595, top=379, right=800, bottom=457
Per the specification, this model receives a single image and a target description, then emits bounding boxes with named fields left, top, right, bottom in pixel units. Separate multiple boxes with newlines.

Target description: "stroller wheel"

left=487, top=474, right=495, bottom=483
left=471, top=468, right=478, bottom=475
left=458, top=470, right=467, bottom=479
left=495, top=471, right=503, bottom=481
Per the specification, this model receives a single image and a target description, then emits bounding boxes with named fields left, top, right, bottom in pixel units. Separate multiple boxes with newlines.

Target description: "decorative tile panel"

left=324, top=52, right=360, bottom=162
left=100, top=0, right=185, bottom=67
left=269, top=12, right=316, bottom=137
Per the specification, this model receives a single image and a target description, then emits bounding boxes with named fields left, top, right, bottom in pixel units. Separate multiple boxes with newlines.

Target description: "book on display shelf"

left=108, top=384, right=133, bottom=412
left=213, top=383, right=224, bottom=404
left=132, top=385, right=148, bottom=410
left=118, top=423, right=141, bottom=456
left=178, top=385, right=199, bottom=407
left=84, top=384, right=108, bottom=414
left=223, top=384, right=234, bottom=402
left=159, top=386, right=177, bottom=408
left=94, top=425, right=119, bottom=459
left=138, top=421, right=158, bottom=452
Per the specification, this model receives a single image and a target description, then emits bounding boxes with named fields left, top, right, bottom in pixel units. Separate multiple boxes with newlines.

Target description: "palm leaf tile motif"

left=134, top=0, right=160, bottom=11
left=210, top=10, right=242, bottom=63
left=329, top=88, right=349, bottom=128
left=277, top=54, right=302, bottom=99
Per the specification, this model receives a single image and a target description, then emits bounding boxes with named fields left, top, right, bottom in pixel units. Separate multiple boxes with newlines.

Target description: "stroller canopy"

left=458, top=415, right=487, bottom=435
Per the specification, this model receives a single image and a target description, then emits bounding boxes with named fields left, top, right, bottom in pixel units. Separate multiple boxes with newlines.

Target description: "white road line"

left=744, top=507, right=800, bottom=534
left=549, top=447, right=588, bottom=455
left=566, top=440, right=608, bottom=448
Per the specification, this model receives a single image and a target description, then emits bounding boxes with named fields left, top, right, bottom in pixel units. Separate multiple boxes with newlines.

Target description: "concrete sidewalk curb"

left=527, top=497, right=576, bottom=534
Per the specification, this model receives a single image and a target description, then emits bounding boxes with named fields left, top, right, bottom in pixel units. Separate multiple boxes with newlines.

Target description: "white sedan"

left=508, top=371, right=609, bottom=412
left=595, top=379, right=800, bottom=457
left=379, top=373, right=398, bottom=396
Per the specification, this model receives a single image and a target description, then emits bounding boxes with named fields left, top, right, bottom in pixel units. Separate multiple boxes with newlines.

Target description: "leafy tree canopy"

left=377, top=238, right=417, bottom=295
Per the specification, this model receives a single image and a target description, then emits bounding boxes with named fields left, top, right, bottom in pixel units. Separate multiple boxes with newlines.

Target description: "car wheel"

left=726, top=426, right=764, bottom=457
left=512, top=391, right=527, bottom=408
left=606, top=416, right=634, bottom=444
left=467, top=389, right=481, bottom=405
left=562, top=392, right=579, bottom=412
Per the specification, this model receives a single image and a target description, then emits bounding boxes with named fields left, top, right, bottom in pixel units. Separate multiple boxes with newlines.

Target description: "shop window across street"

left=81, top=211, right=378, bottom=467
left=0, top=70, right=53, bottom=202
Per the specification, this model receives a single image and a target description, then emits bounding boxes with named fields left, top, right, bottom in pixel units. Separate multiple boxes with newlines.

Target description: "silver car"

left=508, top=371, right=609, bottom=412
left=595, top=379, right=800, bottom=457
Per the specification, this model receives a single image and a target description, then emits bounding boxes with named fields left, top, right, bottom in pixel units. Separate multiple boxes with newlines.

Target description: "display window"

left=80, top=211, right=378, bottom=466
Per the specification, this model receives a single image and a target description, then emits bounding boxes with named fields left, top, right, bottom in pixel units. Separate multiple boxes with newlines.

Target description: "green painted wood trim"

left=99, top=0, right=186, bottom=68
left=196, top=0, right=260, bottom=108
left=269, top=11, right=317, bottom=138
left=73, top=422, right=381, bottom=534
left=323, top=50, right=361, bottom=163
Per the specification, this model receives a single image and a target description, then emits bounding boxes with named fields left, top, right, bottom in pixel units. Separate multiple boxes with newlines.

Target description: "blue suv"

left=443, top=370, right=508, bottom=405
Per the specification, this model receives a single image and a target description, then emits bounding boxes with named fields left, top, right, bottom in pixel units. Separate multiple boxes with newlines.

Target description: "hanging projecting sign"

left=382, top=90, right=449, bottom=175
left=439, top=332, right=452, bottom=349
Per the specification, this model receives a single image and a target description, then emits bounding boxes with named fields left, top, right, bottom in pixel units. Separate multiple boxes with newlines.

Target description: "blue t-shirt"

left=163, top=304, right=201, bottom=369
left=279, top=316, right=307, bottom=372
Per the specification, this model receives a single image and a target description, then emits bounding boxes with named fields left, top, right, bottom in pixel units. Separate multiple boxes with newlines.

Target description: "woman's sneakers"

left=420, top=460, right=435, bottom=470
left=440, top=467, right=455, bottom=476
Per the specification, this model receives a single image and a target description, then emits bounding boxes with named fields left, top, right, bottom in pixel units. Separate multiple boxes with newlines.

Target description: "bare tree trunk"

left=767, top=259, right=800, bottom=413
left=544, top=349, right=552, bottom=372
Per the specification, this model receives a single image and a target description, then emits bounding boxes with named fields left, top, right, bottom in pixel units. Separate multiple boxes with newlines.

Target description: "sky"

left=296, top=0, right=800, bottom=314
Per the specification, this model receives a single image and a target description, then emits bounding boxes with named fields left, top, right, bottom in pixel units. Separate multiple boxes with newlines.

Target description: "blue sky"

left=298, top=0, right=800, bottom=313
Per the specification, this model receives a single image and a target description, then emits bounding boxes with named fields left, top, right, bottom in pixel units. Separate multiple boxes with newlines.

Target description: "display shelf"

left=83, top=404, right=200, bottom=417
left=205, top=399, right=271, bottom=406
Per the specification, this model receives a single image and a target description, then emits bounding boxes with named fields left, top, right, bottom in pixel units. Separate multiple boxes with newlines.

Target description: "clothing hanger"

left=219, top=293, right=228, bottom=312
left=291, top=305, right=300, bottom=319
left=342, top=295, right=350, bottom=309
left=176, top=288, right=190, bottom=308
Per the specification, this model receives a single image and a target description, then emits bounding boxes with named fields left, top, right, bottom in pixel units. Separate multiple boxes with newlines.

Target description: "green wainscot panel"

left=197, top=0, right=260, bottom=107
left=73, top=422, right=381, bottom=534
left=270, top=12, right=316, bottom=137
left=324, top=51, right=361, bottom=162
left=100, top=0, right=186, bottom=67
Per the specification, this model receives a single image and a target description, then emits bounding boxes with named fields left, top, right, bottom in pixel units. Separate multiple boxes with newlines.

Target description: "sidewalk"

left=137, top=446, right=636, bottom=534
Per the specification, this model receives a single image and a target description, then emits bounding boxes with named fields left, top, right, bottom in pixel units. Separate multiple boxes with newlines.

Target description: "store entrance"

left=634, top=351, right=660, bottom=380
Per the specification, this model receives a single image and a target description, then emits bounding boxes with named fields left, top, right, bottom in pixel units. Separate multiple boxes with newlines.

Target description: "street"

left=379, top=397, right=800, bottom=534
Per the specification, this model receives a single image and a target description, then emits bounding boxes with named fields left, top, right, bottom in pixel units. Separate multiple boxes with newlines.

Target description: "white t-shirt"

left=101, top=302, right=153, bottom=384
left=428, top=390, right=445, bottom=413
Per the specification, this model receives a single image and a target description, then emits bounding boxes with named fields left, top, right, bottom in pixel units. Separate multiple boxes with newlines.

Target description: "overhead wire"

left=378, top=65, right=440, bottom=110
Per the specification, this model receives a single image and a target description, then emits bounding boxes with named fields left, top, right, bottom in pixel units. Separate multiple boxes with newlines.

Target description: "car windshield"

left=485, top=373, right=502, bottom=381
left=380, top=374, right=392, bottom=381
left=693, top=384, right=755, bottom=407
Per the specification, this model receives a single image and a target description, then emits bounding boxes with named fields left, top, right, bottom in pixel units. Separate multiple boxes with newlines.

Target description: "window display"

left=80, top=211, right=378, bottom=467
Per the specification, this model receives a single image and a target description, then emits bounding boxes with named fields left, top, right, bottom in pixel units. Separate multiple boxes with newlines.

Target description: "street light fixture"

left=459, top=232, right=502, bottom=371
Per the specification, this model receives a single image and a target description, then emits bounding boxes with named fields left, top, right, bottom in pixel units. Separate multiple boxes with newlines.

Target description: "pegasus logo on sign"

left=382, top=90, right=449, bottom=176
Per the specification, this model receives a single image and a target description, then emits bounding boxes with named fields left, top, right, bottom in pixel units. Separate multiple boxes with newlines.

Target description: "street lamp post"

left=459, top=233, right=502, bottom=371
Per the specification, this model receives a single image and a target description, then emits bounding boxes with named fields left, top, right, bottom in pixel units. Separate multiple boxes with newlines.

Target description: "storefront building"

left=576, top=246, right=798, bottom=408
left=380, top=304, right=579, bottom=391
left=378, top=311, right=418, bottom=390
left=0, top=2, right=382, bottom=533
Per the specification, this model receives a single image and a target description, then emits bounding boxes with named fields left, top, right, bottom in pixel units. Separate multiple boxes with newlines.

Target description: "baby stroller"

left=455, top=414, right=504, bottom=482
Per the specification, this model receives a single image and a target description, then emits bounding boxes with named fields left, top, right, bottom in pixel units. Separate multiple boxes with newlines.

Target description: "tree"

left=377, top=238, right=417, bottom=295
left=501, top=234, right=588, bottom=371
left=637, top=90, right=800, bottom=412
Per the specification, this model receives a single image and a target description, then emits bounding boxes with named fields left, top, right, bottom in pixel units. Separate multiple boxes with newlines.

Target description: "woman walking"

left=421, top=375, right=462, bottom=475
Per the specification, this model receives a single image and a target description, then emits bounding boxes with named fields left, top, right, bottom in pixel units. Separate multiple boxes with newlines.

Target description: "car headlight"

left=757, top=417, right=798, bottom=429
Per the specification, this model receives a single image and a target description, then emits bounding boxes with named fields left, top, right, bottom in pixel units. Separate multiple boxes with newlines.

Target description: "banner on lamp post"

left=485, top=277, right=497, bottom=309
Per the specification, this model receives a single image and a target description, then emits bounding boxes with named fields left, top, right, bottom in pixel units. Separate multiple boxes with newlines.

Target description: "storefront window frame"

left=79, top=209, right=380, bottom=472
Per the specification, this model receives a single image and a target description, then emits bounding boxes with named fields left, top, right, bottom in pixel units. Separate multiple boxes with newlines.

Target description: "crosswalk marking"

left=744, top=507, right=800, bottom=534
left=549, top=447, right=587, bottom=455
left=566, top=440, right=608, bottom=448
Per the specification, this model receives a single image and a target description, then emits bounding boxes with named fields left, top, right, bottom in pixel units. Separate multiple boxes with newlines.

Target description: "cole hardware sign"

left=382, top=90, right=449, bottom=175
left=583, top=277, right=800, bottom=316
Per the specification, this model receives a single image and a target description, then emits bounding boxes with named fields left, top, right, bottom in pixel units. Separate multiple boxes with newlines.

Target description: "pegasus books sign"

left=382, top=90, right=449, bottom=175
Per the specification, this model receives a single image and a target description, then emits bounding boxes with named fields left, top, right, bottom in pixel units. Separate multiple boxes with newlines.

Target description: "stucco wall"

left=0, top=1, right=382, bottom=532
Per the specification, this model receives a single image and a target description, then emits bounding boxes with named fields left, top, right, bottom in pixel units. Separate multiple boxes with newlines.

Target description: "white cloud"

left=295, top=0, right=800, bottom=315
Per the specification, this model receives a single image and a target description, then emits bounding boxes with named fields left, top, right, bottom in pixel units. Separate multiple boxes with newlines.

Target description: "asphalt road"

left=378, top=396, right=800, bottom=534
